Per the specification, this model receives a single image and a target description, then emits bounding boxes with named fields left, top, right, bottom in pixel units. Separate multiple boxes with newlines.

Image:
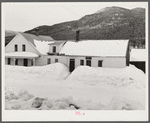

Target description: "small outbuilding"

left=130, top=49, right=146, bottom=73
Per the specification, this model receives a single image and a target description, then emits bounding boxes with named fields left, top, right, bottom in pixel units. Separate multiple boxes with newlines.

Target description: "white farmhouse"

left=5, top=32, right=54, bottom=66
left=5, top=31, right=130, bottom=72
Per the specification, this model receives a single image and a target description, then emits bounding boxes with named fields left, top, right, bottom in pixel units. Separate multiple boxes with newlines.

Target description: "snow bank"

left=5, top=63, right=70, bottom=80
left=5, top=64, right=145, bottom=110
left=5, top=90, right=144, bottom=110
left=67, top=65, right=145, bottom=90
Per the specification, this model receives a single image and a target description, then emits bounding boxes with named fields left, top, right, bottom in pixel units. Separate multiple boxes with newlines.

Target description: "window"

left=15, top=59, right=18, bottom=65
left=47, top=58, right=51, bottom=64
left=31, top=60, right=33, bottom=66
left=86, top=57, right=92, bottom=60
left=80, top=60, right=84, bottom=65
left=98, top=60, right=103, bottom=67
left=8, top=58, right=11, bottom=65
left=55, top=59, right=58, bottom=63
left=53, top=46, right=56, bottom=53
left=22, top=45, right=26, bottom=51
left=14, top=45, right=18, bottom=51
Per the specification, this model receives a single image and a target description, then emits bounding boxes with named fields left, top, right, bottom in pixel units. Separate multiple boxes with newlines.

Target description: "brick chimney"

left=35, top=28, right=39, bottom=36
left=76, top=30, right=80, bottom=42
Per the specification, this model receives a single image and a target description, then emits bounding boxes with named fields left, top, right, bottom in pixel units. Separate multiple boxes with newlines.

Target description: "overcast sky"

left=3, top=2, right=148, bottom=32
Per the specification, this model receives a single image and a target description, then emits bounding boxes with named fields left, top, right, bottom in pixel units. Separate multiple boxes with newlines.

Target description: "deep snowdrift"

left=5, top=63, right=70, bottom=80
left=67, top=65, right=145, bottom=90
left=5, top=63, right=146, bottom=110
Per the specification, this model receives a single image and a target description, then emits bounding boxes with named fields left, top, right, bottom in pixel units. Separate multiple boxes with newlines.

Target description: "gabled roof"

left=17, top=32, right=54, bottom=55
left=20, top=32, right=54, bottom=46
left=59, top=40, right=129, bottom=57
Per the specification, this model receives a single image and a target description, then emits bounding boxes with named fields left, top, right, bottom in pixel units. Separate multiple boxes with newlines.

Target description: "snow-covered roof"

left=34, top=40, right=54, bottom=54
left=60, top=40, right=129, bottom=57
left=130, top=49, right=146, bottom=61
left=20, top=32, right=54, bottom=46
left=5, top=52, right=39, bottom=58
left=48, top=41, right=66, bottom=45
left=15, top=32, right=55, bottom=55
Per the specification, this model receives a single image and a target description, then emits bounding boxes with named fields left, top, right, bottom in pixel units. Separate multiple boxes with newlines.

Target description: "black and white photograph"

left=2, top=1, right=148, bottom=121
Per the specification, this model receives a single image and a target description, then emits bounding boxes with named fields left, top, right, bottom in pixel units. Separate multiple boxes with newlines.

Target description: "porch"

left=5, top=52, right=39, bottom=66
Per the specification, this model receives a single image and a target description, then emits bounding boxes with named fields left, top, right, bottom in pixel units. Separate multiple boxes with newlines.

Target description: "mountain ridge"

left=5, top=6, right=145, bottom=47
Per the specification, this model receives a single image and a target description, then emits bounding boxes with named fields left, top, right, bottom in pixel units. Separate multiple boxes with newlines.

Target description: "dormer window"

left=14, top=45, right=18, bottom=52
left=53, top=46, right=56, bottom=53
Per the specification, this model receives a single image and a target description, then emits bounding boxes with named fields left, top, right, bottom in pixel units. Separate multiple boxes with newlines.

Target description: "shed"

left=130, top=49, right=146, bottom=73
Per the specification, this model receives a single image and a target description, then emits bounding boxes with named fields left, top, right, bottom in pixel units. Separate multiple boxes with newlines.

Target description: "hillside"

left=5, top=30, right=20, bottom=46
left=5, top=6, right=145, bottom=47
left=5, top=30, right=18, bottom=37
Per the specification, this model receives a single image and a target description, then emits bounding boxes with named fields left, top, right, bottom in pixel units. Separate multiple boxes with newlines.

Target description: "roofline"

left=48, top=41, right=67, bottom=45
left=56, top=54, right=126, bottom=58
left=5, top=33, right=21, bottom=49
left=66, top=39, right=130, bottom=42
left=20, top=33, right=42, bottom=55
left=27, top=40, right=42, bottom=55
left=126, top=40, right=130, bottom=56
left=5, top=56, right=39, bottom=58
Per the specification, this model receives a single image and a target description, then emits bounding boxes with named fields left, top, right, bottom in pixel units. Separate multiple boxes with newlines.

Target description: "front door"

left=86, top=60, right=91, bottom=66
left=24, top=59, right=28, bottom=66
left=69, top=59, right=75, bottom=72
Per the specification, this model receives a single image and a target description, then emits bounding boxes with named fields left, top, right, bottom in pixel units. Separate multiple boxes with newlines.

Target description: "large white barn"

left=5, top=32, right=130, bottom=72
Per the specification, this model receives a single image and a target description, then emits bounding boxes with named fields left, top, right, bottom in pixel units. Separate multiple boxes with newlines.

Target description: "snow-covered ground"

left=5, top=63, right=146, bottom=110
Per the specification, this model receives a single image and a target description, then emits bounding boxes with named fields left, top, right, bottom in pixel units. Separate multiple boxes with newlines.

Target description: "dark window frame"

left=55, top=59, right=58, bottom=63
left=80, top=60, right=84, bottom=65
left=14, top=44, right=18, bottom=52
left=22, top=44, right=26, bottom=51
left=8, top=58, right=11, bottom=65
left=53, top=46, right=56, bottom=53
left=15, top=59, right=18, bottom=65
left=47, top=58, right=51, bottom=64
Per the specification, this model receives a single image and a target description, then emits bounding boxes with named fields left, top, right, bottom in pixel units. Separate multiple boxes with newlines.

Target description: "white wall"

left=36, top=55, right=126, bottom=69
left=66, top=56, right=126, bottom=68
left=92, top=57, right=126, bottom=68
left=5, top=34, right=40, bottom=55
left=35, top=55, right=68, bottom=66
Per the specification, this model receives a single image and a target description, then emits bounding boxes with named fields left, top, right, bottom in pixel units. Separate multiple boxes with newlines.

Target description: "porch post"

left=33, top=58, right=35, bottom=66
left=13, top=58, right=16, bottom=65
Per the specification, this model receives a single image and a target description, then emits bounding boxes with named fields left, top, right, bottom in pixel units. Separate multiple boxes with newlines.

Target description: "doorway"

left=24, top=59, right=28, bottom=66
left=98, top=60, right=103, bottom=67
left=69, top=59, right=75, bottom=72
left=86, top=60, right=91, bottom=66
